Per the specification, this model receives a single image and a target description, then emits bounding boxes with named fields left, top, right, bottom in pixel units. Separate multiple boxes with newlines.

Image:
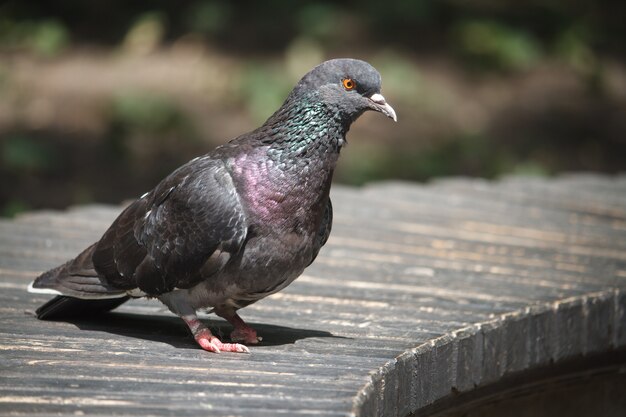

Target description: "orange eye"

left=342, top=78, right=356, bottom=91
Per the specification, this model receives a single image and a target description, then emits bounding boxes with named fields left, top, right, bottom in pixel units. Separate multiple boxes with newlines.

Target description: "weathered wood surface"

left=1, top=174, right=625, bottom=416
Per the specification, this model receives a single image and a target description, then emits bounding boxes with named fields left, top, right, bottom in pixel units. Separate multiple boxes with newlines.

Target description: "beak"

left=368, top=93, right=397, bottom=122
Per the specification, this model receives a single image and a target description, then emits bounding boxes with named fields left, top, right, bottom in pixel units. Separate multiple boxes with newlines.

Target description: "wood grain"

left=1, top=174, right=625, bottom=416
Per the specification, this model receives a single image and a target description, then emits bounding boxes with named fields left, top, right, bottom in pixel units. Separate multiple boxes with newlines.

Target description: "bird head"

left=288, top=58, right=397, bottom=124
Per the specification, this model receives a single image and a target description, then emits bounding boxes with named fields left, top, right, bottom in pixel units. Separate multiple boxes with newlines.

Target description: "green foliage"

left=452, top=20, right=541, bottom=72
left=105, top=92, right=199, bottom=169
left=110, top=92, right=186, bottom=134
left=339, top=133, right=550, bottom=185
left=296, top=3, right=339, bottom=42
left=238, top=63, right=293, bottom=123
left=1, top=135, right=59, bottom=173
left=0, top=63, right=8, bottom=92
left=122, top=12, right=166, bottom=54
left=0, top=18, right=69, bottom=56
left=510, top=161, right=549, bottom=177
left=0, top=0, right=622, bottom=216
left=1, top=199, right=30, bottom=218
left=554, top=24, right=597, bottom=75
left=184, top=0, right=232, bottom=36
left=30, top=19, right=69, bottom=57
left=372, top=52, right=423, bottom=103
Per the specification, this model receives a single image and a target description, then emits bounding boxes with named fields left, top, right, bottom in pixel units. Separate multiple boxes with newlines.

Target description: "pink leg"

left=182, top=315, right=250, bottom=354
left=215, top=310, right=262, bottom=344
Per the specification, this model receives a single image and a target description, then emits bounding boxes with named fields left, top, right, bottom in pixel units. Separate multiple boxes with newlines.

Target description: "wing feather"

left=33, top=155, right=248, bottom=299
left=92, top=157, right=248, bottom=295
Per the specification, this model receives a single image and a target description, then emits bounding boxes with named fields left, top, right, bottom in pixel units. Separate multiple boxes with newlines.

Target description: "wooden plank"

left=0, top=174, right=625, bottom=416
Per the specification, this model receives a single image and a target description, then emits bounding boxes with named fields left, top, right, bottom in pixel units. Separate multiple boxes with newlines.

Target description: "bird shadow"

left=59, top=311, right=346, bottom=350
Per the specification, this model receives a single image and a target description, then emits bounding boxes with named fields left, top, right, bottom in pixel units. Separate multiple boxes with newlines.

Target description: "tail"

left=29, top=242, right=129, bottom=319
left=34, top=295, right=130, bottom=320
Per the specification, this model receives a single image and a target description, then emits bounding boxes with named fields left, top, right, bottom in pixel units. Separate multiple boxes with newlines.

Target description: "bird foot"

left=195, top=329, right=250, bottom=354
left=230, top=327, right=262, bottom=344
left=215, top=310, right=262, bottom=344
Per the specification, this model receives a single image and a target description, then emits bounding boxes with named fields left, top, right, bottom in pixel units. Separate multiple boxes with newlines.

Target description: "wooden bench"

left=1, top=174, right=625, bottom=416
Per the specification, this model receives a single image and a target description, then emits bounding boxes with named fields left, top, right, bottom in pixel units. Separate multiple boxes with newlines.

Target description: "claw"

left=196, top=331, right=250, bottom=354
left=230, top=327, right=262, bottom=345
left=183, top=315, right=251, bottom=354
left=216, top=310, right=262, bottom=345
left=197, top=336, right=222, bottom=353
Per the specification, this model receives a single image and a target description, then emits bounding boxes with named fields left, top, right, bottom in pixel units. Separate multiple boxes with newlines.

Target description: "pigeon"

left=28, top=58, right=397, bottom=353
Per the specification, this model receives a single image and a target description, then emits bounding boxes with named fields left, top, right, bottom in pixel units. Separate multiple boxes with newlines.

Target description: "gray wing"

left=308, top=197, right=333, bottom=266
left=92, top=157, right=248, bottom=295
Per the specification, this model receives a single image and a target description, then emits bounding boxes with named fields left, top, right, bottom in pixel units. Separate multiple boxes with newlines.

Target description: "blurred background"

left=1, top=0, right=625, bottom=216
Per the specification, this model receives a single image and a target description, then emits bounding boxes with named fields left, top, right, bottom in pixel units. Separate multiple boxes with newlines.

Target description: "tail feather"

left=30, top=242, right=131, bottom=319
left=35, top=295, right=130, bottom=320
left=30, top=243, right=127, bottom=299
